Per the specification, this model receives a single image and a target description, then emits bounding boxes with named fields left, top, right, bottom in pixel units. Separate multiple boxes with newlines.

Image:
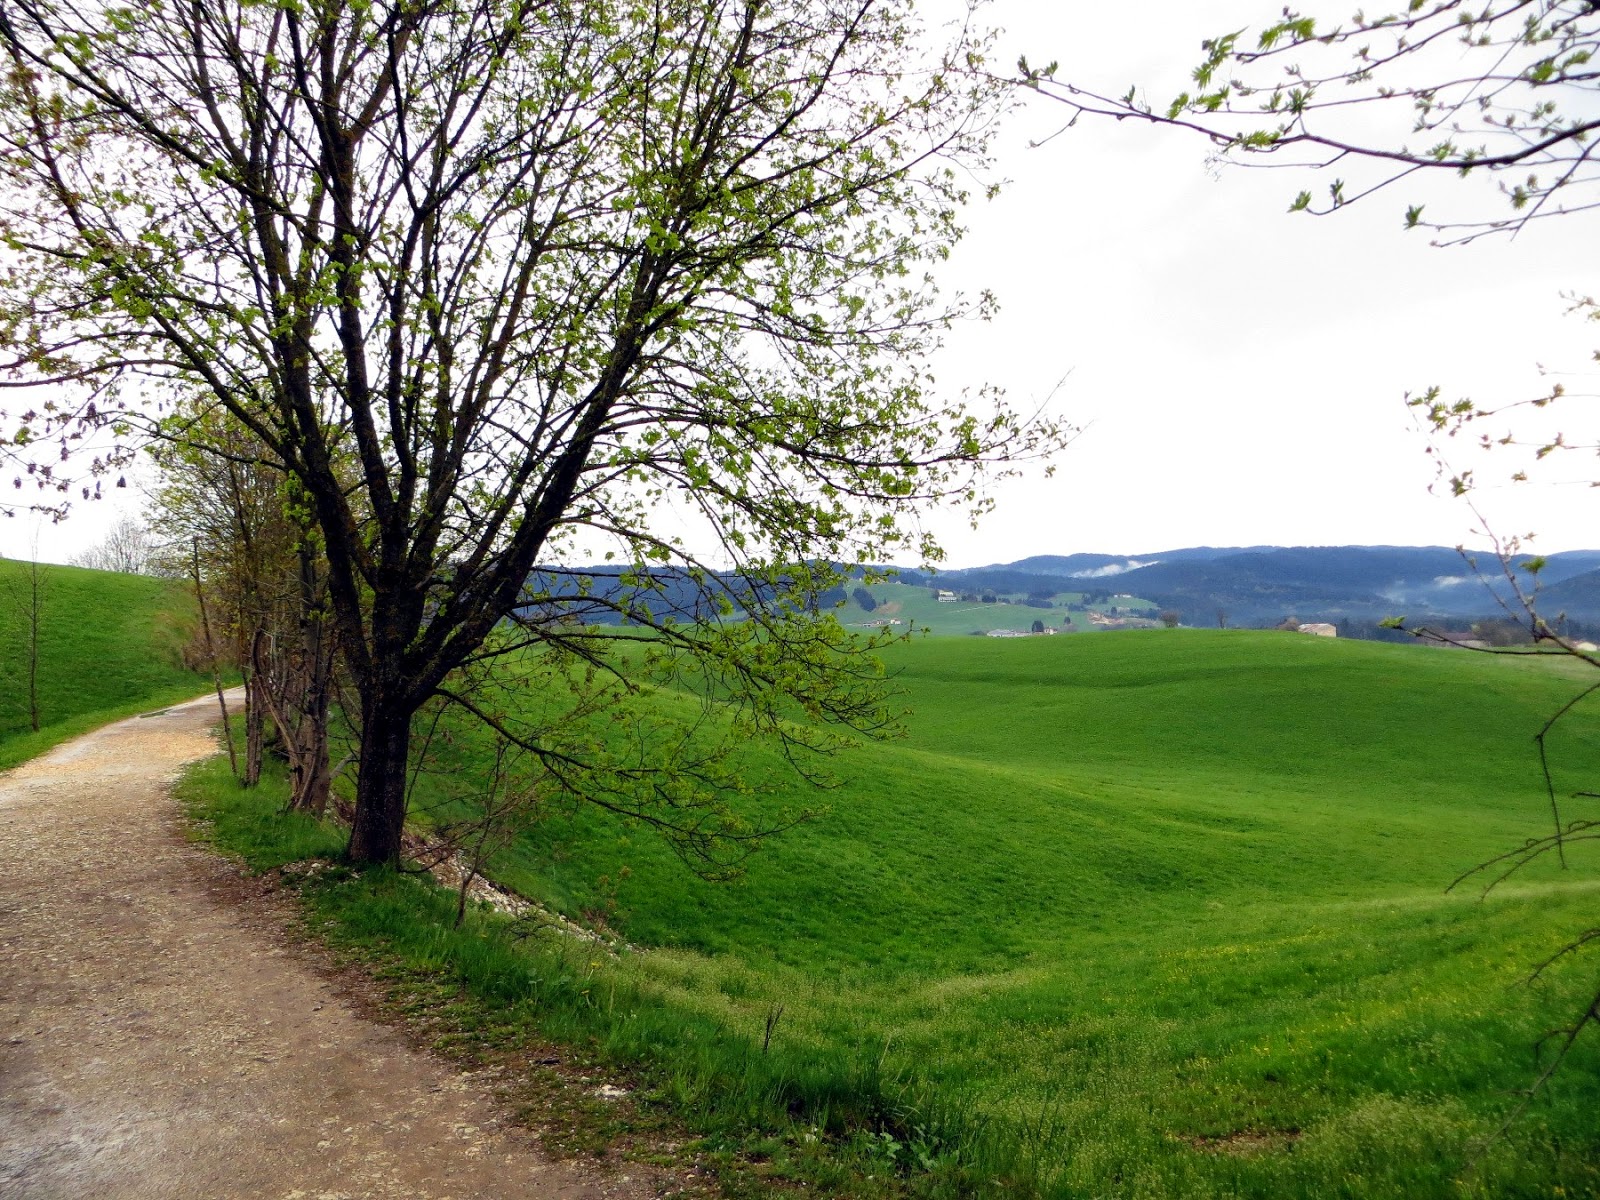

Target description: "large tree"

left=0, top=0, right=1063, bottom=864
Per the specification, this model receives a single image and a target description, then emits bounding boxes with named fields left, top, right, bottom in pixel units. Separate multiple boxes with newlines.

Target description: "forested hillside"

left=934, top=545, right=1600, bottom=628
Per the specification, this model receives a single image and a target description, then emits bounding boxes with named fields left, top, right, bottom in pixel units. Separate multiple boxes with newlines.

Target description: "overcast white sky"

left=926, top=1, right=1600, bottom=566
left=2, top=0, right=1595, bottom=568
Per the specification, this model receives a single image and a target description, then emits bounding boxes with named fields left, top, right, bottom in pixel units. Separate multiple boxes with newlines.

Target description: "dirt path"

left=0, top=694, right=665, bottom=1200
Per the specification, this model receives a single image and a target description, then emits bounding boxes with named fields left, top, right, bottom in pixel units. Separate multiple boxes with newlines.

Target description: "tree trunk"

left=243, top=630, right=266, bottom=787
left=346, top=688, right=413, bottom=865
left=284, top=622, right=334, bottom=817
left=291, top=543, right=335, bottom=815
left=296, top=720, right=333, bottom=817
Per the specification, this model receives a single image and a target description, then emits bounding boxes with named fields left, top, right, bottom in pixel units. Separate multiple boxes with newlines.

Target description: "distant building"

left=1297, top=623, right=1337, bottom=638
left=936, top=590, right=958, bottom=602
left=986, top=628, right=1028, bottom=638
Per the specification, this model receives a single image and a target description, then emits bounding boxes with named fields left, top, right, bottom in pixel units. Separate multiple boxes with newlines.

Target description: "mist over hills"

left=933, top=545, right=1600, bottom=628
left=525, top=545, right=1600, bottom=634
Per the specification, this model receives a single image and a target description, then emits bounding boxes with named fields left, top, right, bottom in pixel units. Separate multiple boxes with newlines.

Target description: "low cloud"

left=1072, top=559, right=1157, bottom=579
left=1432, top=575, right=1469, bottom=588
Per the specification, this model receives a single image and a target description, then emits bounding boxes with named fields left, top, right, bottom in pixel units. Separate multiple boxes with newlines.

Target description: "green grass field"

left=193, top=629, right=1600, bottom=1196
left=0, top=558, right=209, bottom=767
left=476, top=632, right=1600, bottom=1194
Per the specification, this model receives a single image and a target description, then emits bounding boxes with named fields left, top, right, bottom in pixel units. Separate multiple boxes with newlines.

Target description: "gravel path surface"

left=0, top=693, right=664, bottom=1200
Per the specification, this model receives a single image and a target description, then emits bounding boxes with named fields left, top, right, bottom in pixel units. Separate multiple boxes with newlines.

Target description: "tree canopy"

left=0, top=0, right=1065, bottom=863
left=1027, top=1, right=1600, bottom=243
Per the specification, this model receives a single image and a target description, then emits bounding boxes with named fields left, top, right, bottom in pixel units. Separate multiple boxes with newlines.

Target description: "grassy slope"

left=469, top=631, right=1600, bottom=1196
left=0, top=558, right=209, bottom=767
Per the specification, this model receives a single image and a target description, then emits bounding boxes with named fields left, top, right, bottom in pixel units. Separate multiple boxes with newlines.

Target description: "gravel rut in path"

left=0, top=694, right=664, bottom=1200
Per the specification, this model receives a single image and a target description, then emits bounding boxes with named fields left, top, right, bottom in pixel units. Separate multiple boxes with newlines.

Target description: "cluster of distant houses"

left=1084, top=610, right=1146, bottom=629
left=933, top=586, right=1166, bottom=636
left=889, top=594, right=1600, bottom=648
left=977, top=620, right=1339, bottom=638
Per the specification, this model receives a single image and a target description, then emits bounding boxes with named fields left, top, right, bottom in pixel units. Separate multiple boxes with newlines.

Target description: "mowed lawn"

left=0, top=559, right=207, bottom=766
left=470, top=631, right=1600, bottom=1196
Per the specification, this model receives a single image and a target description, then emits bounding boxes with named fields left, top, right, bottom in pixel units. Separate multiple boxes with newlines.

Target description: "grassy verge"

left=178, top=753, right=955, bottom=1199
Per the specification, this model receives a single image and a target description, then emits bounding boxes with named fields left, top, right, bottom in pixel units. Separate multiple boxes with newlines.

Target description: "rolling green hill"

left=194, top=628, right=1600, bottom=1196
left=0, top=558, right=210, bottom=767
left=469, top=631, right=1600, bottom=1196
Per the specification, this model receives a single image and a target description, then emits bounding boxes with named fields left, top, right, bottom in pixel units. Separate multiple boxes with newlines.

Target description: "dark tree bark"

left=243, top=636, right=266, bottom=787
left=348, top=685, right=414, bottom=866
left=290, top=545, right=336, bottom=817
left=244, top=539, right=338, bottom=815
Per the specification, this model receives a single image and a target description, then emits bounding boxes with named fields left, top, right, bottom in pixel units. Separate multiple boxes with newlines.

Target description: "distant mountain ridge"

left=521, top=546, right=1600, bottom=631
left=935, top=545, right=1600, bottom=627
